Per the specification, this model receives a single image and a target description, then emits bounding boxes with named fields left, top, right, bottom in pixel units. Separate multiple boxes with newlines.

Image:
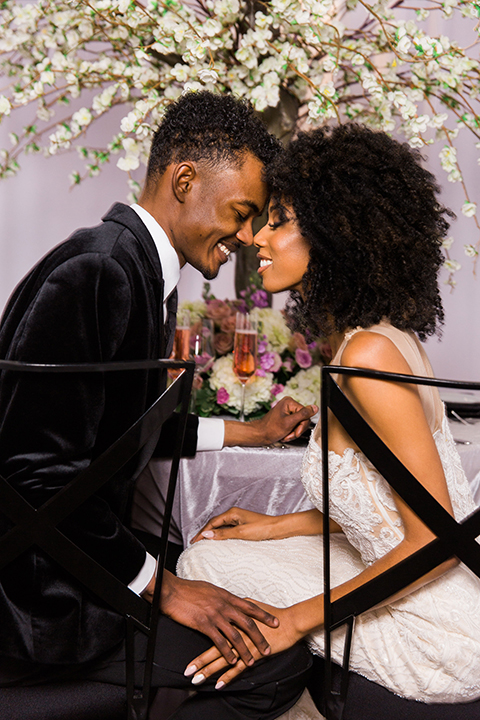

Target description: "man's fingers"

left=238, top=598, right=279, bottom=629
left=207, top=626, right=245, bottom=665
left=217, top=618, right=256, bottom=665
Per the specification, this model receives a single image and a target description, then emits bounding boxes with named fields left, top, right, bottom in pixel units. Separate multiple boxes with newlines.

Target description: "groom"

left=0, top=91, right=314, bottom=716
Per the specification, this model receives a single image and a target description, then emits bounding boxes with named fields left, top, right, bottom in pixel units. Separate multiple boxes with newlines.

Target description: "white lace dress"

left=178, top=323, right=480, bottom=707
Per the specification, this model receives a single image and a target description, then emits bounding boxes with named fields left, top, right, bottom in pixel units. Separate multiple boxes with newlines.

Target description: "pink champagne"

left=233, top=330, right=257, bottom=381
left=173, top=326, right=190, bottom=360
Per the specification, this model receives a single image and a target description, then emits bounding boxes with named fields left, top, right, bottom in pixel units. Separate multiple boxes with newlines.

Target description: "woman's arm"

left=191, top=507, right=341, bottom=543
left=186, top=332, right=457, bottom=686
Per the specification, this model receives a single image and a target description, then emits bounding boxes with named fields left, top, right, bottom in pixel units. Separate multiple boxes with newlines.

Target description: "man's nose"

left=236, top=220, right=255, bottom=246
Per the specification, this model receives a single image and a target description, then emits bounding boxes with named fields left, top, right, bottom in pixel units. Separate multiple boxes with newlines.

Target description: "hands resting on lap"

left=145, top=398, right=318, bottom=685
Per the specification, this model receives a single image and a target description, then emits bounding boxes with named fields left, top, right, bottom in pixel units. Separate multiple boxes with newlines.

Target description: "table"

left=131, top=418, right=480, bottom=547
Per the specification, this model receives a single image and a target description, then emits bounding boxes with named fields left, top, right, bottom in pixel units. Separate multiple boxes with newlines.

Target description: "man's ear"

left=172, top=162, right=196, bottom=203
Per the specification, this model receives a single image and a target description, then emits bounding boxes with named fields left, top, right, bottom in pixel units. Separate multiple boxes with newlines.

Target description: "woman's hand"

left=191, top=507, right=283, bottom=543
left=183, top=601, right=306, bottom=689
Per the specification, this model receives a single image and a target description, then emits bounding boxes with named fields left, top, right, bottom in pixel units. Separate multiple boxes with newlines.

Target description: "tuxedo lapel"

left=102, top=203, right=163, bottom=280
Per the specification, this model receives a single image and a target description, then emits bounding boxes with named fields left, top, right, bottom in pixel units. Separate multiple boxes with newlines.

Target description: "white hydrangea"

left=178, top=299, right=207, bottom=326
left=251, top=309, right=292, bottom=354
left=209, top=355, right=274, bottom=415
left=276, top=366, right=321, bottom=407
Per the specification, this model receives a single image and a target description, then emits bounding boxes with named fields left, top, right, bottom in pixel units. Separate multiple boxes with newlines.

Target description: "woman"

left=178, top=124, right=480, bottom=710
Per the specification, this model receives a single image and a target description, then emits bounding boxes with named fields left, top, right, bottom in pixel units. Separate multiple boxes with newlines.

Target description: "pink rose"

left=220, top=314, right=237, bottom=333
left=292, top=332, right=308, bottom=351
left=258, top=338, right=268, bottom=354
left=295, top=348, right=312, bottom=369
left=206, top=299, right=232, bottom=321
left=283, top=358, right=294, bottom=373
left=271, top=383, right=285, bottom=397
left=318, top=341, right=333, bottom=360
left=217, top=387, right=230, bottom=405
left=213, top=332, right=233, bottom=355
left=260, top=351, right=282, bottom=373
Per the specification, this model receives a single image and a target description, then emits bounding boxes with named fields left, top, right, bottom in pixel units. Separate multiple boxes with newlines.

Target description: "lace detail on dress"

left=302, top=437, right=403, bottom=565
left=302, top=411, right=477, bottom=566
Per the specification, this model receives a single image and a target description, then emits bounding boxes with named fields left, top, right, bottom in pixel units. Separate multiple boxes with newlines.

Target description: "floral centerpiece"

left=182, top=281, right=331, bottom=419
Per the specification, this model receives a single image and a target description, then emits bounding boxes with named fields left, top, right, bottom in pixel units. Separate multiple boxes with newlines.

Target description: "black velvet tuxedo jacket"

left=0, top=203, right=198, bottom=666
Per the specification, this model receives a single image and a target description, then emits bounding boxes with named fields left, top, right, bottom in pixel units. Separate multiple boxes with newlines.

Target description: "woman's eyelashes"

left=267, top=204, right=289, bottom=229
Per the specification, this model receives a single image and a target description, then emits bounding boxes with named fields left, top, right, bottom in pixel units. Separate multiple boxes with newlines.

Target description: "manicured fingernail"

left=191, top=673, right=206, bottom=686
left=215, top=680, right=225, bottom=690
left=184, top=664, right=197, bottom=677
left=202, top=530, right=214, bottom=539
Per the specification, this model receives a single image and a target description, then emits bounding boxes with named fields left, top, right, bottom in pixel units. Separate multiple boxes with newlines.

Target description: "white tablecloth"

left=131, top=418, right=480, bottom=546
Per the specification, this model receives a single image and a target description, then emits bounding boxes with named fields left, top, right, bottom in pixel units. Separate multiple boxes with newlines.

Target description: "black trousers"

left=86, top=617, right=313, bottom=719
left=0, top=617, right=312, bottom=720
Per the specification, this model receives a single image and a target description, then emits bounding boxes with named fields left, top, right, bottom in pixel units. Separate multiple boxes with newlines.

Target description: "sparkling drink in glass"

left=233, top=312, right=258, bottom=421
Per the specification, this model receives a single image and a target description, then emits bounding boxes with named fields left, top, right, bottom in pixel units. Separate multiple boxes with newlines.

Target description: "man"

left=0, top=92, right=314, bottom=717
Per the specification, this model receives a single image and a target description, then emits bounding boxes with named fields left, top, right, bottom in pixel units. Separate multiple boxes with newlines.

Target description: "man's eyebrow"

left=237, top=199, right=261, bottom=214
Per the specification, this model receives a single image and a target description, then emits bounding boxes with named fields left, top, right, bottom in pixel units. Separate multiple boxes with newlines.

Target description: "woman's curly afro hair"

left=147, top=90, right=281, bottom=181
left=267, top=123, right=451, bottom=340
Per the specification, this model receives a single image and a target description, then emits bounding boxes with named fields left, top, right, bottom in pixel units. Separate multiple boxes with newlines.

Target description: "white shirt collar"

left=130, top=203, right=180, bottom=301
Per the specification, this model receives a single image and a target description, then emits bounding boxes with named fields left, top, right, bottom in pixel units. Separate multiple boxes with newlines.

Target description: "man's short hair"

left=146, top=91, right=281, bottom=181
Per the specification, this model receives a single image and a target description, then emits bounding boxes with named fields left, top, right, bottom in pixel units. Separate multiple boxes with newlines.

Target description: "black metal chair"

left=313, top=365, right=480, bottom=720
left=0, top=358, right=194, bottom=720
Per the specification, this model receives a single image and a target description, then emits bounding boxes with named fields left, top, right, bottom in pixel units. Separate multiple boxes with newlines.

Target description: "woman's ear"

left=172, top=161, right=196, bottom=203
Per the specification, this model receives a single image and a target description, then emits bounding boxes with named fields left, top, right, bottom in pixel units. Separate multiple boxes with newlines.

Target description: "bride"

left=178, top=124, right=480, bottom=714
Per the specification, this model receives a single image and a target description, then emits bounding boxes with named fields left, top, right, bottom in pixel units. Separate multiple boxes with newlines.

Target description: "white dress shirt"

left=128, top=204, right=225, bottom=594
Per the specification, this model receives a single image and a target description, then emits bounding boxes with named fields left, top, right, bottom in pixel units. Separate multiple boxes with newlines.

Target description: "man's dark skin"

left=138, top=150, right=317, bottom=669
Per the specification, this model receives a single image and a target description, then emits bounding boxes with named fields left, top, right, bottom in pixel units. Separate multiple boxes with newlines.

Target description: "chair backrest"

left=320, top=365, right=480, bottom=720
left=0, top=358, right=194, bottom=720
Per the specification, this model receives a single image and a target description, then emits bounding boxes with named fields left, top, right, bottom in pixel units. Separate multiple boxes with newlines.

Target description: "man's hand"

left=147, top=570, right=279, bottom=667
left=223, top=396, right=318, bottom=447
left=184, top=602, right=306, bottom=689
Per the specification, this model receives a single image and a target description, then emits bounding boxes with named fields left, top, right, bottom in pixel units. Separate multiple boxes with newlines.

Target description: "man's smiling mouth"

left=217, top=242, right=231, bottom=258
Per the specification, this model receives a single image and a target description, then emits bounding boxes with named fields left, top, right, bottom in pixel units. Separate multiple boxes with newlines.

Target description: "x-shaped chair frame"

left=321, top=365, right=480, bottom=720
left=0, top=358, right=195, bottom=720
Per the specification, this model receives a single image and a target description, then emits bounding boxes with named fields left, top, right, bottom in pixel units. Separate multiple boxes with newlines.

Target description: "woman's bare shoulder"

left=340, top=329, right=413, bottom=375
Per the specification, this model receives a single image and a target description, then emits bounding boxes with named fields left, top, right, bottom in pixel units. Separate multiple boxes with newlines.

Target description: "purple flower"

left=251, top=290, right=269, bottom=308
left=258, top=339, right=268, bottom=354
left=256, top=368, right=266, bottom=377
left=271, top=383, right=285, bottom=397
left=216, top=387, right=230, bottom=405
left=283, top=358, right=294, bottom=373
left=295, top=348, right=313, bottom=369
left=260, top=351, right=282, bottom=373
left=308, top=341, right=317, bottom=350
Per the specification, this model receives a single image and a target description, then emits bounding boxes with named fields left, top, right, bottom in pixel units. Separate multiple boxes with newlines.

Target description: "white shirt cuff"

left=197, top=417, right=225, bottom=451
left=128, top=552, right=157, bottom=596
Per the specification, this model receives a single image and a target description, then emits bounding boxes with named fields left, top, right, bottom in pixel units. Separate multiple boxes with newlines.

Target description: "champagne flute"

left=169, top=309, right=190, bottom=381
left=233, top=312, right=258, bottom=422
left=189, top=318, right=215, bottom=412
